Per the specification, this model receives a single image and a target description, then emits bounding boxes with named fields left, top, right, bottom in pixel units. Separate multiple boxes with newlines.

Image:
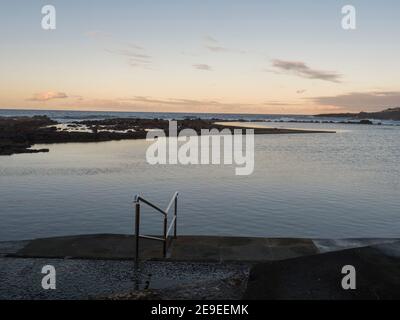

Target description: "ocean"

left=1, top=108, right=399, bottom=125
left=1, top=109, right=399, bottom=241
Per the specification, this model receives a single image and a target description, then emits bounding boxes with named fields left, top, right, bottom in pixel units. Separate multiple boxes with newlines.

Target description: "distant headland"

left=315, top=107, right=400, bottom=121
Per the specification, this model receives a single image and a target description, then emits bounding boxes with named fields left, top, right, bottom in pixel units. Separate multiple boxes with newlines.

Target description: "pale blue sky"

left=1, top=0, right=399, bottom=114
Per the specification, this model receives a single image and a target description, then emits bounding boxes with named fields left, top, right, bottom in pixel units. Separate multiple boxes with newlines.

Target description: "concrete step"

left=7, top=234, right=399, bottom=262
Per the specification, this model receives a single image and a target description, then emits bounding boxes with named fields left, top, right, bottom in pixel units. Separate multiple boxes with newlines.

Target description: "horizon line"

left=0, top=107, right=352, bottom=117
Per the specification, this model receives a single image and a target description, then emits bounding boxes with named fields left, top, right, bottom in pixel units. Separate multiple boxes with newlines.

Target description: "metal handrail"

left=134, top=195, right=166, bottom=216
left=165, top=192, right=179, bottom=213
left=133, top=192, right=178, bottom=263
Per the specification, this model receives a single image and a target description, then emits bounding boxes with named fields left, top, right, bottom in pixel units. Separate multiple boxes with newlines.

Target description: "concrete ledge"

left=11, top=234, right=320, bottom=262
left=9, top=234, right=399, bottom=263
left=11, top=234, right=162, bottom=260
left=169, top=236, right=318, bottom=262
left=244, top=242, right=400, bottom=300
left=3, top=235, right=400, bottom=300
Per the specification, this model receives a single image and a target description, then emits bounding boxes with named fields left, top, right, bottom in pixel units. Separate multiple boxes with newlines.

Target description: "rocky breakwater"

left=0, top=116, right=227, bottom=156
left=0, top=116, right=149, bottom=156
left=1, top=116, right=332, bottom=156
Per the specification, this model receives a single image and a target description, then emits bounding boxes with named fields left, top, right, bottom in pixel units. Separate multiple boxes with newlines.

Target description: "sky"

left=0, top=0, right=400, bottom=115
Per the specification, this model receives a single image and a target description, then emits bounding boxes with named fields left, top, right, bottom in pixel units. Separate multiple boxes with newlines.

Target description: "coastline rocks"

left=315, top=107, right=400, bottom=121
left=0, top=116, right=332, bottom=156
left=0, top=116, right=56, bottom=155
left=359, top=119, right=373, bottom=125
left=0, top=140, right=49, bottom=155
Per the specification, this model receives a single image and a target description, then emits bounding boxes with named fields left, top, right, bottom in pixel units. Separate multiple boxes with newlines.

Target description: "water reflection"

left=0, top=123, right=399, bottom=241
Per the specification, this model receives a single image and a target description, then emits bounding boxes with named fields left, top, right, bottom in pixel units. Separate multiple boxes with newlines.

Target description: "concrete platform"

left=7, top=234, right=399, bottom=262
left=169, top=236, right=318, bottom=262
left=10, top=234, right=319, bottom=262
left=3, top=235, right=400, bottom=300
left=244, top=241, right=400, bottom=300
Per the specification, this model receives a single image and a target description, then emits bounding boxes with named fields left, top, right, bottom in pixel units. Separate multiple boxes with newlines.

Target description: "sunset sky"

left=1, top=0, right=399, bottom=114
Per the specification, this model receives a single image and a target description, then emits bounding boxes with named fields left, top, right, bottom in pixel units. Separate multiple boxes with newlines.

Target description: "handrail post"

left=174, top=195, right=178, bottom=239
left=163, top=216, right=167, bottom=258
left=133, top=192, right=178, bottom=261
left=135, top=201, right=141, bottom=264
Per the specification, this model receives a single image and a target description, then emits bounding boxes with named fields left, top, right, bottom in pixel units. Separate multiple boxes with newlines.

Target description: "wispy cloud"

left=203, top=35, right=244, bottom=54
left=203, top=35, right=218, bottom=43
left=122, top=96, right=249, bottom=112
left=29, top=91, right=68, bottom=101
left=126, top=43, right=145, bottom=51
left=123, top=96, right=304, bottom=112
left=106, top=46, right=153, bottom=69
left=263, top=101, right=303, bottom=106
left=84, top=30, right=152, bottom=69
left=193, top=64, right=212, bottom=71
left=205, top=45, right=230, bottom=53
left=63, top=95, right=307, bottom=112
left=111, top=49, right=151, bottom=60
left=309, top=91, right=400, bottom=112
left=127, top=96, right=228, bottom=107
left=34, top=95, right=324, bottom=114
left=270, top=59, right=342, bottom=83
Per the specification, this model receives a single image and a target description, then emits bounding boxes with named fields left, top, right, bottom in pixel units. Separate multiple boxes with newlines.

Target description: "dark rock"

left=359, top=119, right=373, bottom=125
left=0, top=116, right=334, bottom=156
left=315, top=107, right=400, bottom=121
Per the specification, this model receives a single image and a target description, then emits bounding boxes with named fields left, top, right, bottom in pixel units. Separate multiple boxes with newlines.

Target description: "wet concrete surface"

left=0, top=241, right=29, bottom=257
left=11, top=234, right=320, bottom=262
left=244, top=241, right=400, bottom=300
left=312, top=238, right=400, bottom=253
left=0, top=257, right=249, bottom=300
left=2, top=235, right=400, bottom=300
left=169, top=236, right=319, bottom=262
left=12, top=234, right=162, bottom=260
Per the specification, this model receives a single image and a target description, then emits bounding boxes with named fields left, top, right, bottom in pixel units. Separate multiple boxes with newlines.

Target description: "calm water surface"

left=1, top=122, right=400, bottom=241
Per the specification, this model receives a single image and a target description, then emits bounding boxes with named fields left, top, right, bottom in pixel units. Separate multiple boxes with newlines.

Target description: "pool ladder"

left=133, top=192, right=178, bottom=263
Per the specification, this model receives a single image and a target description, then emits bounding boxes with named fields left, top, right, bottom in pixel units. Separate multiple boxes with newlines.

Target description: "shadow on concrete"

left=244, top=242, right=400, bottom=300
